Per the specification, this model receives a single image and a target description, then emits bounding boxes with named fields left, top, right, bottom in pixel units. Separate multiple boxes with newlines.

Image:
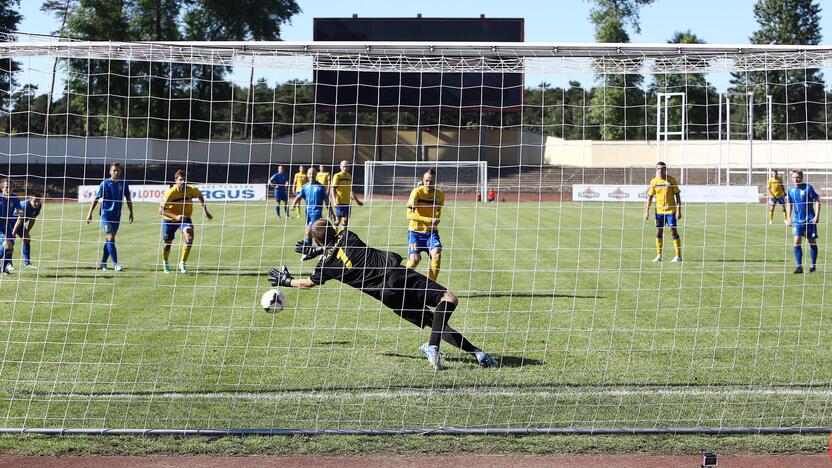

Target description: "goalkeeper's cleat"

left=23, top=263, right=36, bottom=270
left=809, top=266, right=817, bottom=273
left=113, top=264, right=123, bottom=272
left=99, top=263, right=108, bottom=271
left=475, top=351, right=499, bottom=368
left=671, top=256, right=683, bottom=263
left=793, top=266, right=804, bottom=274
left=652, top=255, right=662, bottom=263
left=420, top=343, right=443, bottom=371
left=3, top=263, right=14, bottom=273
left=162, top=262, right=171, bottom=274
left=179, top=262, right=188, bottom=274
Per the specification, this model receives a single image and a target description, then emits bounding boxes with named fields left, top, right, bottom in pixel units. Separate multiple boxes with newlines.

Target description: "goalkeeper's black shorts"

left=377, top=267, right=448, bottom=329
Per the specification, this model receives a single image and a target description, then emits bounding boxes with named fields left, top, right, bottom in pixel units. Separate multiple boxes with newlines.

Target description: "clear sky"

left=13, top=0, right=832, bottom=93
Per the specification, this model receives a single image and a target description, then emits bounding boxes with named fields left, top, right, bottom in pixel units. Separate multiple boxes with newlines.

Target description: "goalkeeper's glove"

left=268, top=265, right=294, bottom=287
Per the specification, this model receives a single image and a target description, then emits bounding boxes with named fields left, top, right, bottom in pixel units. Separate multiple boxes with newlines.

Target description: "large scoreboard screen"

left=313, top=17, right=524, bottom=111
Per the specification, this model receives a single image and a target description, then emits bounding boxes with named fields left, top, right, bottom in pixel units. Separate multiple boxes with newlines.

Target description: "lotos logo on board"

left=609, top=187, right=630, bottom=199
left=577, top=187, right=599, bottom=199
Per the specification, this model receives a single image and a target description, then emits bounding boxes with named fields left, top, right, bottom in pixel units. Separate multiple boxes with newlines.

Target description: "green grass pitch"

left=0, top=200, right=830, bottom=431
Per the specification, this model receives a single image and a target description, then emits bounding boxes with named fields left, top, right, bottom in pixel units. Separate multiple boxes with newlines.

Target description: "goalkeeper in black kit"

left=269, top=219, right=498, bottom=371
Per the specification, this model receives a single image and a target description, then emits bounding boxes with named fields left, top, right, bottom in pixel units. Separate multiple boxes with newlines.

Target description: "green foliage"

left=730, top=0, right=825, bottom=140
left=0, top=0, right=22, bottom=109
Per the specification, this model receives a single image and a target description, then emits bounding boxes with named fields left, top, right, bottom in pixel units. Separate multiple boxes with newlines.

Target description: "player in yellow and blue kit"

left=644, top=161, right=682, bottom=263
left=767, top=169, right=787, bottom=225
left=0, top=178, right=22, bottom=274
left=292, top=165, right=309, bottom=219
left=330, top=160, right=363, bottom=229
left=268, top=165, right=289, bottom=220
left=85, top=163, right=134, bottom=272
left=292, top=166, right=334, bottom=260
left=316, top=164, right=331, bottom=188
left=159, top=169, right=213, bottom=274
left=786, top=169, right=821, bottom=274
left=406, top=169, right=445, bottom=281
left=11, top=190, right=43, bottom=269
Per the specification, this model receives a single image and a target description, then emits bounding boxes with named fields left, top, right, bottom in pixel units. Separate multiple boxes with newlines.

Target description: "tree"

left=649, top=31, right=720, bottom=140
left=0, top=0, right=22, bottom=112
left=586, top=0, right=655, bottom=140
left=730, top=0, right=824, bottom=139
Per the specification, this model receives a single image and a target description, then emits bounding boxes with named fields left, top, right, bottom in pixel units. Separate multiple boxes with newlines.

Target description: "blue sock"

left=101, top=245, right=109, bottom=265
left=794, top=246, right=803, bottom=266
left=106, top=240, right=119, bottom=265
left=22, top=243, right=30, bottom=265
left=810, top=244, right=818, bottom=267
left=275, top=205, right=281, bottom=219
left=285, top=206, right=289, bottom=217
left=0, top=247, right=6, bottom=269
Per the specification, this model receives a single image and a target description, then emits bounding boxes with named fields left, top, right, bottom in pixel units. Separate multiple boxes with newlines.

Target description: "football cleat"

left=3, top=263, right=14, bottom=273
left=23, top=264, right=36, bottom=270
left=179, top=262, right=188, bottom=274
left=475, top=351, right=499, bottom=368
left=99, top=263, right=108, bottom=271
left=113, top=264, right=123, bottom=272
left=809, top=266, right=816, bottom=273
left=162, top=262, right=171, bottom=274
left=420, top=343, right=443, bottom=371
left=652, top=255, right=662, bottom=262
left=793, top=266, right=804, bottom=274
left=671, top=256, right=683, bottom=263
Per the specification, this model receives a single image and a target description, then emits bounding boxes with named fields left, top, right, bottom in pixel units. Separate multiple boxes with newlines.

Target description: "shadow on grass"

left=461, top=293, right=602, bottom=299
left=381, top=352, right=542, bottom=368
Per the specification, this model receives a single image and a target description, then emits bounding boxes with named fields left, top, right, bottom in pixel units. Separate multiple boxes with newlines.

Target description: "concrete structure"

left=1, top=129, right=831, bottom=169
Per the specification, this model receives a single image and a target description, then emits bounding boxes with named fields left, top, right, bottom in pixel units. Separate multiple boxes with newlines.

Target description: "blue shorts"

left=274, top=190, right=288, bottom=202
left=1, top=222, right=15, bottom=244
left=306, top=211, right=323, bottom=228
left=162, top=217, right=194, bottom=242
left=101, top=217, right=120, bottom=235
left=408, top=230, right=442, bottom=255
left=793, top=223, right=818, bottom=239
left=335, top=205, right=351, bottom=218
left=655, top=213, right=677, bottom=228
left=770, top=197, right=786, bottom=205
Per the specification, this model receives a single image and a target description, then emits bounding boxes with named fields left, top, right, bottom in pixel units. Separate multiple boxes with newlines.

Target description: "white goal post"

left=364, top=160, right=488, bottom=202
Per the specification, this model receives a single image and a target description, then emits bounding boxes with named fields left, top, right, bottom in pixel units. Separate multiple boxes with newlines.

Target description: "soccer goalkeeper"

left=269, top=219, right=498, bottom=371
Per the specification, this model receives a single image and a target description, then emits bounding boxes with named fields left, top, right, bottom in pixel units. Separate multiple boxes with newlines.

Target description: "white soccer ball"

left=260, top=289, right=286, bottom=313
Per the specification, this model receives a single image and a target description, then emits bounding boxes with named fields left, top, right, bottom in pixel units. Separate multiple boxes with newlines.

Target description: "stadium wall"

left=2, top=131, right=831, bottom=168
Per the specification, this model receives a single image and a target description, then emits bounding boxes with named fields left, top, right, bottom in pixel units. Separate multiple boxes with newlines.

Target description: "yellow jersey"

left=316, top=171, right=331, bottom=187
left=293, top=172, right=309, bottom=193
left=647, top=176, right=681, bottom=214
left=331, top=172, right=354, bottom=205
left=160, top=185, right=202, bottom=221
left=407, top=185, right=444, bottom=232
left=767, top=176, right=785, bottom=198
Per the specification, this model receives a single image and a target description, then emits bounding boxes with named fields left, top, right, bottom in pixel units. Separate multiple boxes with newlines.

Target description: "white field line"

left=16, top=387, right=832, bottom=401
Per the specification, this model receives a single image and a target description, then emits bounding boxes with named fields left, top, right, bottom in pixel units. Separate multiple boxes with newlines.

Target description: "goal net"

left=0, top=35, right=831, bottom=434
left=364, top=161, right=487, bottom=202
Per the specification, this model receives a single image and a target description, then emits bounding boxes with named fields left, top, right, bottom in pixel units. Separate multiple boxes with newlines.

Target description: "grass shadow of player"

left=381, top=352, right=542, bottom=368
left=461, top=293, right=602, bottom=299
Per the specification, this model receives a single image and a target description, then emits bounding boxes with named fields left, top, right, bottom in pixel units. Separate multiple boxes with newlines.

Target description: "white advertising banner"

left=78, top=184, right=267, bottom=203
left=572, top=185, right=761, bottom=203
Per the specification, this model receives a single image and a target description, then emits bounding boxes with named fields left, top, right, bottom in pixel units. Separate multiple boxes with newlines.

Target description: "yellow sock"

left=429, top=258, right=441, bottom=281
left=406, top=259, right=417, bottom=268
left=782, top=211, right=787, bottom=221
left=673, top=237, right=682, bottom=258
left=769, top=211, right=774, bottom=221
left=180, top=244, right=192, bottom=263
left=656, top=237, right=663, bottom=256
left=162, top=248, right=171, bottom=262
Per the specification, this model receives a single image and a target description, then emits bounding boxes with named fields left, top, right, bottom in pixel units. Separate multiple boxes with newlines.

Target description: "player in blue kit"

left=11, top=190, right=43, bottom=269
left=786, top=169, right=821, bottom=274
left=291, top=166, right=334, bottom=260
left=85, top=162, right=134, bottom=272
left=268, top=165, right=290, bottom=220
left=0, top=178, right=22, bottom=274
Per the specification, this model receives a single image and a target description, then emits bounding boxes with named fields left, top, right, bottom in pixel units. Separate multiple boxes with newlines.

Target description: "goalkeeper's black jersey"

left=309, top=230, right=403, bottom=292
